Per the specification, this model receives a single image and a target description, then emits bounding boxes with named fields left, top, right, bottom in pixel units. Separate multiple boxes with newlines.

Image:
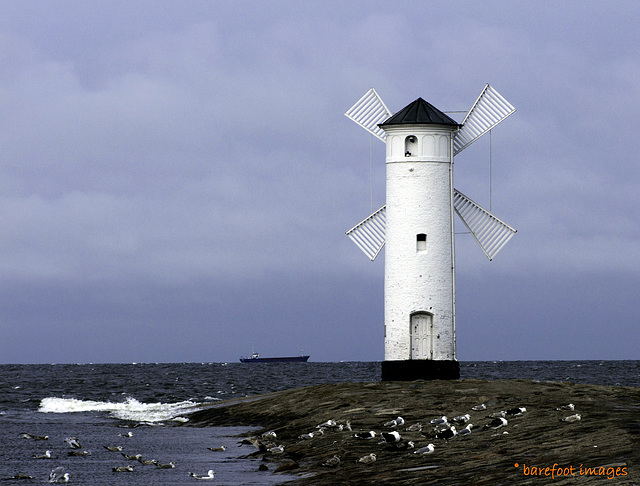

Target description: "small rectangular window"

left=416, top=233, right=427, bottom=252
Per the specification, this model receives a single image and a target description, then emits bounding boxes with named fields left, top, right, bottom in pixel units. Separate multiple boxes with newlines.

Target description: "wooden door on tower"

left=410, top=313, right=433, bottom=359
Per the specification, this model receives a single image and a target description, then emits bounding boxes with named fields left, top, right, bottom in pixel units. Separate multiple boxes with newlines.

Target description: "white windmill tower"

left=345, top=85, right=516, bottom=380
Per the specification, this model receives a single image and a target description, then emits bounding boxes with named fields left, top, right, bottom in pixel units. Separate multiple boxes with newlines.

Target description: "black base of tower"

left=381, top=359, right=460, bottom=381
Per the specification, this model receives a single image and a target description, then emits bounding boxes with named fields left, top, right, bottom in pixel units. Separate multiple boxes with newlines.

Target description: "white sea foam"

left=38, top=396, right=200, bottom=423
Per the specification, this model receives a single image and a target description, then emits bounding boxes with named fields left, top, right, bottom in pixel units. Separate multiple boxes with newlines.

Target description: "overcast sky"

left=1, top=1, right=639, bottom=364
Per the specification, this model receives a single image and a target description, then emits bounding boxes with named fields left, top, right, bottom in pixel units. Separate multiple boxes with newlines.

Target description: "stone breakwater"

left=186, top=379, right=639, bottom=485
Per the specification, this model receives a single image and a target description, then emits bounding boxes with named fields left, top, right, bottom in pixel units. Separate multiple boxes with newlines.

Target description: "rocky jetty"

left=186, top=379, right=638, bottom=485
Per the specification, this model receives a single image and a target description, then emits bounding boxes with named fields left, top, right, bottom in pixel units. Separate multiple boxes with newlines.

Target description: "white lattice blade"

left=344, top=88, right=392, bottom=142
left=453, top=84, right=516, bottom=155
left=453, top=190, right=516, bottom=260
left=346, top=205, right=386, bottom=261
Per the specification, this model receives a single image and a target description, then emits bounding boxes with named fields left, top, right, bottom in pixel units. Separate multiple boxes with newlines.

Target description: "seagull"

left=343, top=420, right=352, bottom=432
left=68, top=450, right=90, bottom=457
left=452, top=414, right=471, bottom=424
left=353, top=431, right=376, bottom=440
left=4, top=474, right=34, bottom=480
left=155, top=461, right=176, bottom=469
left=317, top=419, right=337, bottom=428
left=238, top=436, right=262, bottom=449
left=298, top=432, right=314, bottom=440
left=322, top=455, right=341, bottom=467
left=112, top=465, right=134, bottom=472
left=267, top=445, right=285, bottom=454
left=413, top=443, right=435, bottom=454
left=137, top=457, right=157, bottom=465
left=505, top=407, right=527, bottom=416
left=357, top=453, right=376, bottom=464
left=557, top=403, right=575, bottom=411
left=261, top=431, right=277, bottom=440
left=121, top=453, right=142, bottom=461
left=48, top=467, right=70, bottom=483
left=118, top=431, right=133, bottom=438
left=405, top=422, right=423, bottom=432
left=207, top=446, right=226, bottom=452
left=21, top=432, right=49, bottom=440
left=430, top=416, right=448, bottom=426
left=33, top=450, right=52, bottom=459
left=104, top=446, right=123, bottom=452
left=384, top=416, right=405, bottom=428
left=65, top=437, right=82, bottom=449
left=435, top=426, right=457, bottom=441
left=189, top=470, right=215, bottom=480
left=381, top=431, right=402, bottom=443
left=386, top=440, right=415, bottom=451
left=561, top=414, right=581, bottom=423
left=484, top=417, right=508, bottom=430
left=472, top=403, right=487, bottom=411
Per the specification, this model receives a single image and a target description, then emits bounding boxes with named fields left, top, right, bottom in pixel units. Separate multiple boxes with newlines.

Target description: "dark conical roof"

left=379, top=98, right=461, bottom=128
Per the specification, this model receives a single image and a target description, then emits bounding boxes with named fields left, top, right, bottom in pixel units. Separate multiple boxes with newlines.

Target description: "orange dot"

left=514, top=463, right=519, bottom=468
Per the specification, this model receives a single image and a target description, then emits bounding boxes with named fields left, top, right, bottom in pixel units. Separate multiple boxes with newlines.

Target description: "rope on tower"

left=370, top=133, right=373, bottom=214
left=489, top=128, right=493, bottom=212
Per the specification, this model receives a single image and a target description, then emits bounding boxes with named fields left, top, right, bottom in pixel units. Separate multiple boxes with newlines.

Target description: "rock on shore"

left=186, top=379, right=639, bottom=485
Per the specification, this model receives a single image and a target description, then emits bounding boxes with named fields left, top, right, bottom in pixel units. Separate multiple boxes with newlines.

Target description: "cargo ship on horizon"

left=239, top=352, right=310, bottom=363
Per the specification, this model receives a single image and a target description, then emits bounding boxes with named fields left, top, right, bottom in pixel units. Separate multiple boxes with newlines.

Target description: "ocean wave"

left=38, top=396, right=200, bottom=422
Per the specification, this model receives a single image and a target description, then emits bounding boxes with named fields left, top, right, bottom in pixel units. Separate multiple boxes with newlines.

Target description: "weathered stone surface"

left=186, top=380, right=639, bottom=485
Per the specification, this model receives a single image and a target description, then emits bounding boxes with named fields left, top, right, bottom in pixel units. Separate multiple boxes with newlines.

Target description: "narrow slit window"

left=416, top=233, right=427, bottom=252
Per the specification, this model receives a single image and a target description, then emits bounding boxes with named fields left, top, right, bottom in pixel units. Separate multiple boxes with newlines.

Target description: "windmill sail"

left=346, top=192, right=516, bottom=262
left=344, top=88, right=392, bottom=142
left=453, top=190, right=516, bottom=261
left=453, top=84, right=516, bottom=155
left=346, top=205, right=387, bottom=261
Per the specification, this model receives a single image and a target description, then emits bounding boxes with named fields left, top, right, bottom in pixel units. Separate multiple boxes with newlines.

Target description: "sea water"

left=0, top=361, right=638, bottom=484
